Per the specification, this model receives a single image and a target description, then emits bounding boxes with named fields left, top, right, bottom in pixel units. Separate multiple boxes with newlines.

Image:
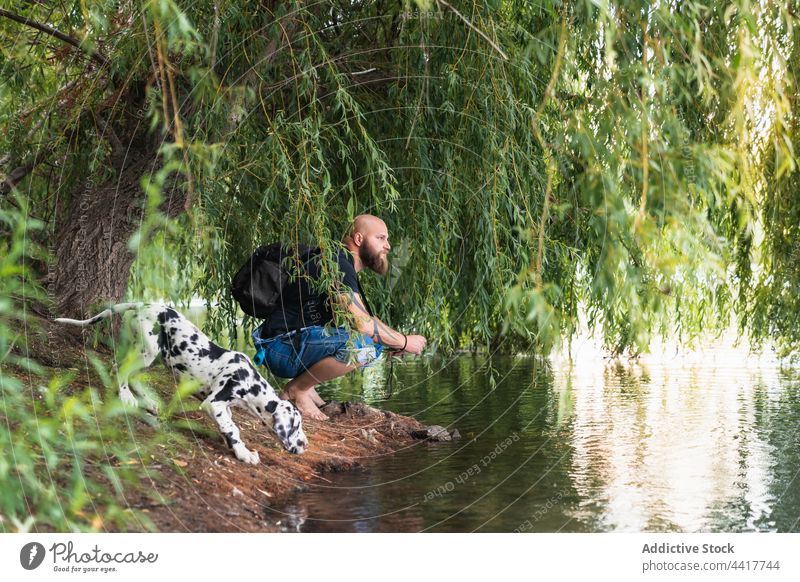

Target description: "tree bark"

left=49, top=143, right=186, bottom=319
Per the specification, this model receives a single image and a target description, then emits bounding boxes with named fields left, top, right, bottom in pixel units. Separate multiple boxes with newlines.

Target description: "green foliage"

left=0, top=198, right=155, bottom=531
left=1, top=0, right=799, bottom=355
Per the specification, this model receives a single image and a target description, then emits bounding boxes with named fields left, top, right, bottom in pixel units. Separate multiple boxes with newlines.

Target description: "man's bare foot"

left=308, top=387, right=325, bottom=407
left=280, top=386, right=329, bottom=421
left=293, top=392, right=329, bottom=421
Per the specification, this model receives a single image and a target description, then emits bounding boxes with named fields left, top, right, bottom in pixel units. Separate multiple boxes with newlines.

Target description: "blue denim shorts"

left=252, top=326, right=383, bottom=379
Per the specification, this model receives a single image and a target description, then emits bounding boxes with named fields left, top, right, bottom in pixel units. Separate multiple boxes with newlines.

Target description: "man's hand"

left=345, top=293, right=427, bottom=354
left=402, top=334, right=427, bottom=355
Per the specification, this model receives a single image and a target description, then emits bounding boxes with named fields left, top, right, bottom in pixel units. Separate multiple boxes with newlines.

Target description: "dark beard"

left=361, top=245, right=388, bottom=275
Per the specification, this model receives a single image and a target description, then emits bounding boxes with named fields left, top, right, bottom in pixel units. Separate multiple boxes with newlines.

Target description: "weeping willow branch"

left=0, top=8, right=109, bottom=67
left=148, top=13, right=193, bottom=210
left=533, top=17, right=568, bottom=123
left=4, top=1, right=795, bottom=354
left=436, top=0, right=508, bottom=61
left=531, top=17, right=568, bottom=289
left=635, top=26, right=650, bottom=233
left=535, top=162, right=555, bottom=289
left=1, top=157, right=40, bottom=196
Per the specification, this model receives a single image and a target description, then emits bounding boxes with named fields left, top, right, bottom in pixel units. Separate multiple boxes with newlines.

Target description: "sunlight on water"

left=266, top=333, right=800, bottom=532
left=553, top=333, right=788, bottom=531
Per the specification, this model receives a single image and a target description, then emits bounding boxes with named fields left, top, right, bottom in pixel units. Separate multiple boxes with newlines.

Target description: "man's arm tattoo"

left=351, top=293, right=398, bottom=346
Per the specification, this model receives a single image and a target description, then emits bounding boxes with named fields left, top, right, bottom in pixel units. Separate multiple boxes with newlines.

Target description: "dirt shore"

left=120, top=400, right=434, bottom=532
left=13, top=315, right=451, bottom=532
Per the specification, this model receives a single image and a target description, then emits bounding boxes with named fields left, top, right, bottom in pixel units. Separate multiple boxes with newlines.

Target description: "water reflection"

left=271, top=340, right=800, bottom=532
left=556, top=341, right=793, bottom=532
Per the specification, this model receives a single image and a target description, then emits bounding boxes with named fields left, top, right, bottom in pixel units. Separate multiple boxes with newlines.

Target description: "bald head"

left=344, top=214, right=386, bottom=242
left=343, top=214, right=391, bottom=274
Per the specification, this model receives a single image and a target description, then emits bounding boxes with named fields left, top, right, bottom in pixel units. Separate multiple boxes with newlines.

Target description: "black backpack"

left=231, top=243, right=318, bottom=318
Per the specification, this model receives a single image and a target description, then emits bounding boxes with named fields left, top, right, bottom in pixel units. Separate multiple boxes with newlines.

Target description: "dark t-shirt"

left=260, top=249, right=360, bottom=337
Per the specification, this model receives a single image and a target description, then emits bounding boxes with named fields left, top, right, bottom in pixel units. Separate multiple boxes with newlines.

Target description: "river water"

left=269, top=341, right=800, bottom=532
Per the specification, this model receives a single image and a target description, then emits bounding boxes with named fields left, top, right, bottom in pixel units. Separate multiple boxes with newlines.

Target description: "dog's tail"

left=54, top=302, right=144, bottom=327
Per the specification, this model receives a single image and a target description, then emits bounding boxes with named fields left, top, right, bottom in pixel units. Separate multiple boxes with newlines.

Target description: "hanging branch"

left=634, top=23, right=650, bottom=233
left=436, top=0, right=508, bottom=61
left=531, top=17, right=568, bottom=289
left=0, top=8, right=109, bottom=67
left=0, top=149, right=51, bottom=196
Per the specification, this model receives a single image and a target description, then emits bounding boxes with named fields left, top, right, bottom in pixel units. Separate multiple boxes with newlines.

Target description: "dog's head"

left=265, top=400, right=307, bottom=454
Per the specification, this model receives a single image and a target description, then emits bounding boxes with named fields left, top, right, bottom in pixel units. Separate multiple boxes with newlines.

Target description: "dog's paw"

left=119, top=386, right=138, bottom=407
left=141, top=396, right=159, bottom=416
left=235, top=447, right=260, bottom=465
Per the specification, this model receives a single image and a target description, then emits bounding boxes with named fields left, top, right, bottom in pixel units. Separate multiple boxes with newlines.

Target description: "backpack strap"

left=285, top=246, right=324, bottom=354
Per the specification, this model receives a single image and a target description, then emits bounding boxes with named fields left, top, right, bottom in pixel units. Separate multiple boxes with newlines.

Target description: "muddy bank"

left=122, top=400, right=457, bottom=532
left=11, top=314, right=458, bottom=532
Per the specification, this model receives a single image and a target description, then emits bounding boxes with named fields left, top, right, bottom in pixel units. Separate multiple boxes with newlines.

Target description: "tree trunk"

left=49, top=144, right=186, bottom=319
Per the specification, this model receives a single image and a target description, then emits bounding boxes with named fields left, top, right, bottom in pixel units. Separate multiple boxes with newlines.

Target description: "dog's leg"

left=118, top=314, right=161, bottom=415
left=201, top=396, right=260, bottom=464
left=134, top=316, right=162, bottom=415
left=118, top=380, right=140, bottom=408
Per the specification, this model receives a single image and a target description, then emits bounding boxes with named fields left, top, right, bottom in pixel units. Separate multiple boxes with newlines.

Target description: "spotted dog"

left=55, top=303, right=307, bottom=464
